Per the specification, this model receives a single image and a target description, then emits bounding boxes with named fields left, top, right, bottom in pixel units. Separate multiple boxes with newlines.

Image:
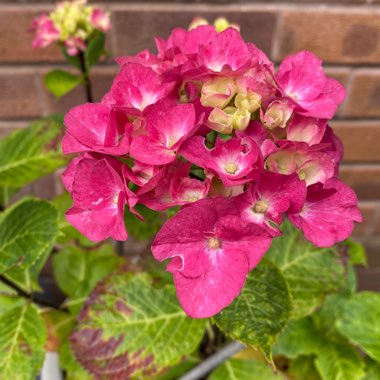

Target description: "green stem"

left=78, top=52, right=93, bottom=103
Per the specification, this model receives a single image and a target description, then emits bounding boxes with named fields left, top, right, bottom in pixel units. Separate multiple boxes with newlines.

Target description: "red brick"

left=340, top=165, right=380, bottom=201
left=275, top=10, right=380, bottom=64
left=0, top=8, right=62, bottom=63
left=0, top=121, right=30, bottom=139
left=330, top=121, right=380, bottom=162
left=112, top=9, right=276, bottom=57
left=341, top=70, right=380, bottom=118
left=357, top=267, right=380, bottom=291
left=353, top=202, right=376, bottom=237
left=364, top=243, right=380, bottom=268
left=0, top=69, right=42, bottom=118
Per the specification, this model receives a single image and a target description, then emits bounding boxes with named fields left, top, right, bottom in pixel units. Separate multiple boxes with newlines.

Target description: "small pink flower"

left=31, top=15, right=59, bottom=49
left=102, top=63, right=177, bottom=112
left=90, top=8, right=111, bottom=32
left=288, top=178, right=362, bottom=247
left=65, top=157, right=133, bottom=242
left=260, top=100, right=294, bottom=129
left=138, top=162, right=210, bottom=211
left=287, top=114, right=327, bottom=146
left=62, top=103, right=131, bottom=155
left=233, top=171, right=306, bottom=232
left=151, top=197, right=273, bottom=318
left=275, top=51, right=346, bottom=119
left=129, top=103, right=197, bottom=165
left=64, top=36, right=87, bottom=56
left=180, top=135, right=263, bottom=186
left=265, top=142, right=335, bottom=186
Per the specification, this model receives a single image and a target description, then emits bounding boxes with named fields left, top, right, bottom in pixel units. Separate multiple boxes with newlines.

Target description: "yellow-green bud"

left=235, top=91, right=262, bottom=113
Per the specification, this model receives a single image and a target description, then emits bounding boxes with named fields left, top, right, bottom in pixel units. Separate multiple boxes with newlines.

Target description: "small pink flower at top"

left=151, top=197, right=273, bottom=318
left=90, top=8, right=111, bottom=32
left=30, top=14, right=60, bottom=49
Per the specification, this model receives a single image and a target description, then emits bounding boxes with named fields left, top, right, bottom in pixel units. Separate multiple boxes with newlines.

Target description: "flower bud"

left=213, top=17, right=240, bottom=32
left=188, top=17, right=209, bottom=30
left=225, top=107, right=251, bottom=131
left=207, top=108, right=233, bottom=134
left=261, top=100, right=293, bottom=129
left=201, top=78, right=236, bottom=109
left=235, top=91, right=262, bottom=113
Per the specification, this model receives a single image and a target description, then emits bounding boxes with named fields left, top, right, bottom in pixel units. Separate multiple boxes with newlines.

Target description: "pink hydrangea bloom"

left=233, top=171, right=306, bottom=233
left=288, top=178, right=362, bottom=247
left=287, top=114, right=327, bottom=146
left=90, top=8, right=111, bottom=32
left=129, top=103, right=197, bottom=165
left=102, top=63, right=177, bottom=112
left=151, top=197, right=273, bottom=318
left=180, top=135, right=263, bottom=186
left=65, top=157, right=132, bottom=241
left=31, top=15, right=59, bottom=49
left=265, top=141, right=335, bottom=186
left=275, top=51, right=346, bottom=119
left=64, top=36, right=87, bottom=56
left=138, top=162, right=210, bottom=211
left=62, top=103, right=131, bottom=155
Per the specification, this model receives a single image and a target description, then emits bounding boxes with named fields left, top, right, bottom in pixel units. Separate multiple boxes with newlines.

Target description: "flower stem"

left=78, top=51, right=93, bottom=103
left=0, top=274, right=68, bottom=312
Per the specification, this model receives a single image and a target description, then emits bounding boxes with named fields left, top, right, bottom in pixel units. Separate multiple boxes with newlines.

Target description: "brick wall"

left=0, top=1, right=379, bottom=289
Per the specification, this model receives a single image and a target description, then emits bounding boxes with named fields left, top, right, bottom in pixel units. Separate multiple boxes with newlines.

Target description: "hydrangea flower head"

left=31, top=0, right=110, bottom=55
left=62, top=17, right=361, bottom=318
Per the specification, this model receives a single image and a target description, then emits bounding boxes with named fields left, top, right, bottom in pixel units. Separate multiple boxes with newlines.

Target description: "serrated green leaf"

left=314, top=343, right=365, bottom=380
left=336, top=292, right=380, bottom=363
left=85, top=32, right=105, bottom=68
left=0, top=302, right=47, bottom=380
left=124, top=204, right=164, bottom=241
left=0, top=117, right=67, bottom=187
left=213, top=259, right=291, bottom=360
left=287, top=356, right=321, bottom=380
left=0, top=198, right=59, bottom=275
left=209, top=358, right=282, bottom=380
left=71, top=272, right=206, bottom=379
left=343, top=239, right=367, bottom=266
left=273, top=317, right=324, bottom=359
left=362, top=362, right=380, bottom=380
left=53, top=244, right=122, bottom=312
left=44, top=69, right=82, bottom=98
left=266, top=222, right=345, bottom=318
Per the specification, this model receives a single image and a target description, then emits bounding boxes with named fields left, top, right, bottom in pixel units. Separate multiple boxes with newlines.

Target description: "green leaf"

left=0, top=117, right=67, bottom=187
left=362, top=362, right=380, bottom=380
left=53, top=244, right=122, bottom=312
left=44, top=69, right=82, bottom=98
left=343, top=239, right=367, bottom=266
left=213, top=259, right=291, bottom=360
left=0, top=302, right=47, bottom=380
left=85, top=32, right=106, bottom=68
left=287, top=356, right=321, bottom=380
left=0, top=198, right=59, bottom=275
left=273, top=317, right=324, bottom=359
left=124, top=204, right=164, bottom=241
left=71, top=272, right=206, bottom=379
left=314, top=343, right=365, bottom=380
left=336, top=292, right=380, bottom=363
left=266, top=222, right=345, bottom=318
left=209, top=358, right=281, bottom=380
